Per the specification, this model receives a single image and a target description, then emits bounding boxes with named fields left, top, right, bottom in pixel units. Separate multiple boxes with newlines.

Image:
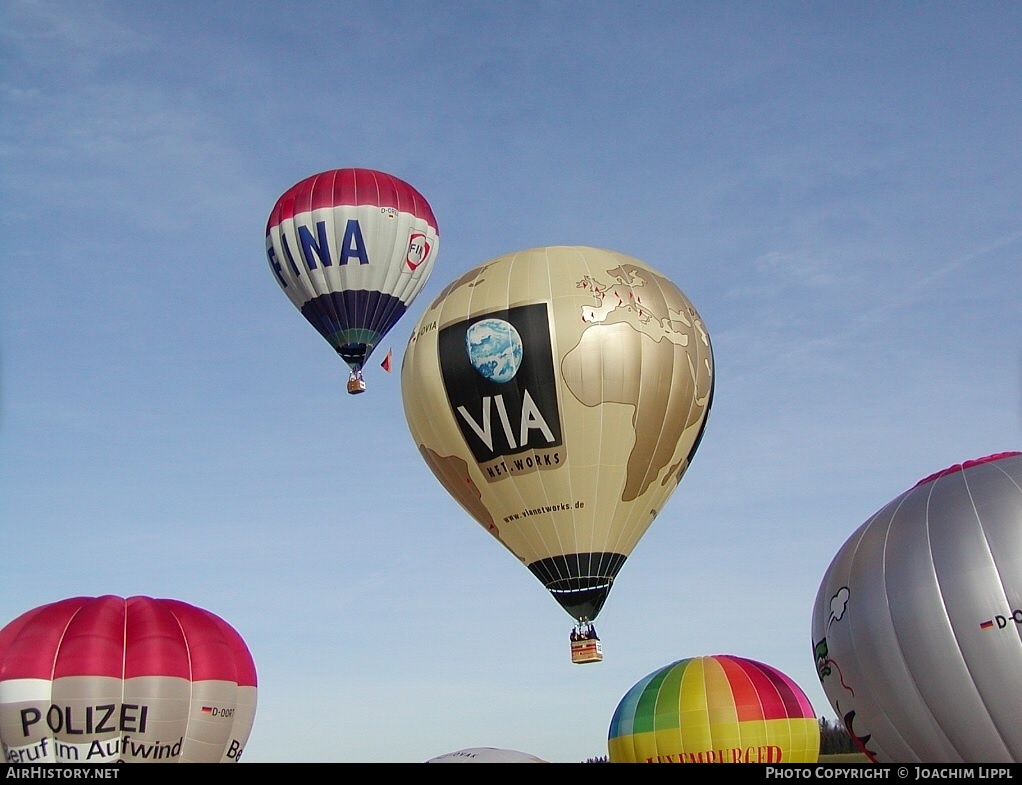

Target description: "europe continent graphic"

left=562, top=263, right=712, bottom=501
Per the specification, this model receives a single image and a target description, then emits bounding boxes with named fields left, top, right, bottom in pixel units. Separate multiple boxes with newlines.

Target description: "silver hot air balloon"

left=811, top=451, right=1022, bottom=763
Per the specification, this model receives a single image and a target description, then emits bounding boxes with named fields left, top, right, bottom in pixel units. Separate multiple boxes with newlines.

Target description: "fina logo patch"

left=406, top=231, right=430, bottom=271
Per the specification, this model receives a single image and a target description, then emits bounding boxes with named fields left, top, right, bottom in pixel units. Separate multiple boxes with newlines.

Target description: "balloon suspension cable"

left=570, top=619, right=599, bottom=642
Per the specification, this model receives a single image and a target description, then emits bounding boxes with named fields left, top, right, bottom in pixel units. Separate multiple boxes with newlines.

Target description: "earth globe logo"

left=465, top=318, right=523, bottom=383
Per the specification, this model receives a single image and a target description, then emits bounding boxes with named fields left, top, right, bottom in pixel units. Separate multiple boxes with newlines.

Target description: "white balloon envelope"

left=811, top=451, right=1022, bottom=763
left=425, top=746, right=547, bottom=763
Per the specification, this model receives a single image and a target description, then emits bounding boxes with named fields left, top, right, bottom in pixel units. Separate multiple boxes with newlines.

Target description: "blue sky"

left=2, top=0, right=1020, bottom=764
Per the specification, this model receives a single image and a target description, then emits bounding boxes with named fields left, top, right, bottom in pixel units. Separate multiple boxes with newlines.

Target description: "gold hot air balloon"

left=401, top=246, right=713, bottom=662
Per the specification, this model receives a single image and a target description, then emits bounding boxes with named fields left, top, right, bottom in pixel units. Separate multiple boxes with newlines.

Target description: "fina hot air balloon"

left=607, top=655, right=820, bottom=763
left=265, top=168, right=439, bottom=394
left=401, top=246, right=713, bottom=662
left=812, top=451, right=1022, bottom=763
left=0, top=596, right=257, bottom=764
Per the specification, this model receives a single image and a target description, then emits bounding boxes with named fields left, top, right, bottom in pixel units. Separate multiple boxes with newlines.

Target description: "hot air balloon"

left=401, top=246, right=713, bottom=661
left=811, top=451, right=1022, bottom=763
left=607, top=655, right=820, bottom=763
left=425, top=747, right=548, bottom=763
left=0, top=596, right=257, bottom=764
left=265, top=168, right=439, bottom=394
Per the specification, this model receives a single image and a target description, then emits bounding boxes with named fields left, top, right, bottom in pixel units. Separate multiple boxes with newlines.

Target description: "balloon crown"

left=912, top=451, right=1022, bottom=488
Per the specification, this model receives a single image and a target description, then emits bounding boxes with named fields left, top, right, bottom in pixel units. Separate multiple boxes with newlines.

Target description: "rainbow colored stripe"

left=608, top=655, right=819, bottom=763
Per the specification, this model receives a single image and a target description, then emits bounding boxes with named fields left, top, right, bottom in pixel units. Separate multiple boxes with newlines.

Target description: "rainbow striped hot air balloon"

left=608, top=655, right=820, bottom=763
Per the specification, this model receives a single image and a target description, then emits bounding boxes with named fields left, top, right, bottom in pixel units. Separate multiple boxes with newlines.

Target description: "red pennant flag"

left=380, top=348, right=393, bottom=373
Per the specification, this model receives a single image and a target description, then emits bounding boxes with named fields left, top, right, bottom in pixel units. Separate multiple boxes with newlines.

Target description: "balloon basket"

left=347, top=374, right=367, bottom=395
left=570, top=637, right=603, bottom=664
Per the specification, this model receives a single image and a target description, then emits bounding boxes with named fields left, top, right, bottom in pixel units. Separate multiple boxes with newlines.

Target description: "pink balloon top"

left=913, top=451, right=1022, bottom=488
left=0, top=595, right=256, bottom=686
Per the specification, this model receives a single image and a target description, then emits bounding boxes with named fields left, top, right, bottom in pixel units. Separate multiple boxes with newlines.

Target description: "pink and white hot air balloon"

left=0, top=595, right=257, bottom=764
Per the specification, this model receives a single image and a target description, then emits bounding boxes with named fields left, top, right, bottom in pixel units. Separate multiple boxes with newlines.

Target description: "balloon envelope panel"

left=401, top=246, right=713, bottom=623
left=0, top=596, right=257, bottom=763
left=607, top=655, right=820, bottom=763
left=812, top=452, right=1022, bottom=763
left=265, top=168, right=439, bottom=373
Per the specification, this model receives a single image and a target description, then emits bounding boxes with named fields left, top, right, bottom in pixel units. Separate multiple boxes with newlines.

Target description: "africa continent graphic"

left=561, top=264, right=713, bottom=502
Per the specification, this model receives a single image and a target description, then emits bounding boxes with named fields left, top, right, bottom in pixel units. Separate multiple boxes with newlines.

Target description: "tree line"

left=819, top=716, right=859, bottom=754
